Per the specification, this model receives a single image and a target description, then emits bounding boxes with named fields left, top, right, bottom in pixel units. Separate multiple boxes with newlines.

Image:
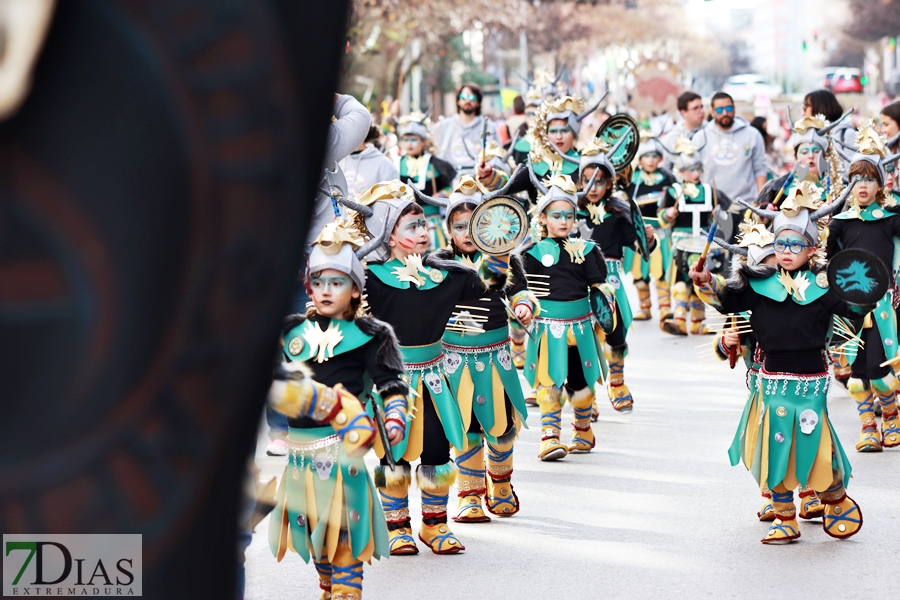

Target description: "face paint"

left=391, top=213, right=430, bottom=257
left=310, top=269, right=358, bottom=318
left=547, top=209, right=575, bottom=222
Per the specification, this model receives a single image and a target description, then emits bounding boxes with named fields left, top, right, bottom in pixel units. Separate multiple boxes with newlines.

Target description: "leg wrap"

left=655, top=279, right=671, bottom=317
left=314, top=556, right=333, bottom=593
left=509, top=322, right=526, bottom=368
left=568, top=386, right=596, bottom=452
left=849, top=379, right=883, bottom=452
left=375, top=464, right=417, bottom=555
left=634, top=280, right=652, bottom=320
left=330, top=539, right=363, bottom=600
left=604, top=345, right=633, bottom=412
left=536, top=385, right=568, bottom=461
left=485, top=429, right=519, bottom=516
left=454, top=434, right=486, bottom=497
left=762, top=487, right=800, bottom=543
left=417, top=463, right=457, bottom=525
left=688, top=293, right=708, bottom=334
left=417, top=464, right=465, bottom=554
left=536, top=385, right=563, bottom=439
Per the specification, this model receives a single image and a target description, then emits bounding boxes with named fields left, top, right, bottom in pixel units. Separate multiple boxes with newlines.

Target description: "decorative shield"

left=468, top=195, right=528, bottom=256
left=827, top=249, right=890, bottom=306
left=628, top=196, right=652, bottom=260
left=595, top=113, right=639, bottom=173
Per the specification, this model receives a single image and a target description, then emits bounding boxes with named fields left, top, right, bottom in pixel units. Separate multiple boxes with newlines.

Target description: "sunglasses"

left=773, top=240, right=812, bottom=254
left=714, top=106, right=734, bottom=114
left=459, top=93, right=478, bottom=102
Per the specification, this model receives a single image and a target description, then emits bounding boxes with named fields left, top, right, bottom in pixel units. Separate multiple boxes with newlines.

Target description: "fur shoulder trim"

left=282, top=313, right=307, bottom=335
left=423, top=252, right=475, bottom=273
left=431, top=247, right=455, bottom=261
left=356, top=317, right=405, bottom=374
left=726, top=261, right=776, bottom=291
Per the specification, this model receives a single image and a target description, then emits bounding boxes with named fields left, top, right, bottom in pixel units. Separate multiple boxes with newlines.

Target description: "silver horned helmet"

left=739, top=176, right=860, bottom=244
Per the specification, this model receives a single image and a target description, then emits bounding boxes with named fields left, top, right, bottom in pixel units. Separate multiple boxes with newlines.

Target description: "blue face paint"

left=310, top=274, right=352, bottom=291
left=547, top=209, right=575, bottom=223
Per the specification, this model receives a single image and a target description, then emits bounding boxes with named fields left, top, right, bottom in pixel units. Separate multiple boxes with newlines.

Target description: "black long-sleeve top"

left=365, top=256, right=488, bottom=346
left=282, top=313, right=406, bottom=428
left=433, top=248, right=529, bottom=332
left=512, top=238, right=608, bottom=302
left=711, top=272, right=862, bottom=374
left=826, top=212, right=900, bottom=270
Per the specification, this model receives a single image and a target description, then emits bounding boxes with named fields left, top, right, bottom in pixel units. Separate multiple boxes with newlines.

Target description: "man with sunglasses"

left=699, top=91, right=767, bottom=206
left=433, top=83, right=498, bottom=175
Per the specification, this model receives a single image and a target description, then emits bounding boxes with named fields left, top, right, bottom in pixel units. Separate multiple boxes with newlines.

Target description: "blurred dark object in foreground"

left=0, top=0, right=349, bottom=597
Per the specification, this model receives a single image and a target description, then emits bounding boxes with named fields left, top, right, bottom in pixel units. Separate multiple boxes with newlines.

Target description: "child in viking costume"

left=625, top=133, right=676, bottom=324
left=514, top=167, right=617, bottom=460
left=757, top=108, right=853, bottom=208
left=658, top=134, right=728, bottom=336
left=268, top=223, right=408, bottom=600
left=826, top=122, right=900, bottom=453
left=570, top=139, right=657, bottom=413
left=396, top=112, right=457, bottom=251
left=713, top=229, right=827, bottom=524
left=411, top=175, right=535, bottom=521
left=338, top=178, right=519, bottom=555
left=691, top=181, right=867, bottom=544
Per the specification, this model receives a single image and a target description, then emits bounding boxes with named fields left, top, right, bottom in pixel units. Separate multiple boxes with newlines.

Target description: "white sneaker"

left=266, top=439, right=287, bottom=456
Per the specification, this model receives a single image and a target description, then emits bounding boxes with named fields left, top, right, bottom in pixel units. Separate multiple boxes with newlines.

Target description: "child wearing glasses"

left=658, top=135, right=727, bottom=336
left=396, top=112, right=459, bottom=251
left=515, top=169, right=617, bottom=461
left=826, top=127, right=900, bottom=453
left=625, top=133, right=676, bottom=324
left=575, top=141, right=657, bottom=414
left=691, top=188, right=867, bottom=544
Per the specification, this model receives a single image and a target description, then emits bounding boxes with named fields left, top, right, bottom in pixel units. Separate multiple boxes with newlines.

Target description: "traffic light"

left=861, top=75, right=869, bottom=86
left=801, top=40, right=807, bottom=51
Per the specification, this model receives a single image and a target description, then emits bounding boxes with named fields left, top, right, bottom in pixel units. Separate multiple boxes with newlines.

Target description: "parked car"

left=722, top=74, right=782, bottom=102
left=831, top=68, right=864, bottom=93
left=821, top=66, right=839, bottom=89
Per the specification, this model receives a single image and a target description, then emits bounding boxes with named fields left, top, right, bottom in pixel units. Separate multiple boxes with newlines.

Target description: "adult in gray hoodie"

left=309, top=93, right=371, bottom=242
left=339, top=125, right=399, bottom=200
left=660, top=91, right=706, bottom=171
left=698, top=91, right=767, bottom=204
left=432, top=83, right=498, bottom=173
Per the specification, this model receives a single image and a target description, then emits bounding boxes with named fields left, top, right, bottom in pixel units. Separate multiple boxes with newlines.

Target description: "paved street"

left=245, top=294, right=900, bottom=599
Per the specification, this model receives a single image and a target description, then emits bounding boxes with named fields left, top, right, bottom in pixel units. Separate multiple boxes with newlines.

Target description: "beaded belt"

left=288, top=434, right=340, bottom=481
left=443, top=338, right=510, bottom=354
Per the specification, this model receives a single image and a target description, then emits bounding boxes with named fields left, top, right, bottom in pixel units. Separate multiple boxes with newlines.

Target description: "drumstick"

left=695, top=223, right=718, bottom=272
left=771, top=172, right=795, bottom=207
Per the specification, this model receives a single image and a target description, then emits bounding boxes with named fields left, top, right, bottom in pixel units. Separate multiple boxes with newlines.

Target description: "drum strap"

left=676, top=183, right=713, bottom=236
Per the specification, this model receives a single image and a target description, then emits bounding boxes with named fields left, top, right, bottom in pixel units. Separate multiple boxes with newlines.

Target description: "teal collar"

left=283, top=317, right=373, bottom=363
left=527, top=237, right=595, bottom=266
left=832, top=202, right=893, bottom=221
left=748, top=268, right=829, bottom=305
left=368, top=257, right=447, bottom=290
left=532, top=149, right=579, bottom=177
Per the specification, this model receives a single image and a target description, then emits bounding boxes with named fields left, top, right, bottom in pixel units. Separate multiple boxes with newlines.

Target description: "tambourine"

left=468, top=195, right=528, bottom=256
left=827, top=248, right=889, bottom=306
left=595, top=113, right=639, bottom=174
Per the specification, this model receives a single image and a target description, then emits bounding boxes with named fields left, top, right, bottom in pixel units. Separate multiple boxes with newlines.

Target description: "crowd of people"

left=246, top=74, right=900, bottom=599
